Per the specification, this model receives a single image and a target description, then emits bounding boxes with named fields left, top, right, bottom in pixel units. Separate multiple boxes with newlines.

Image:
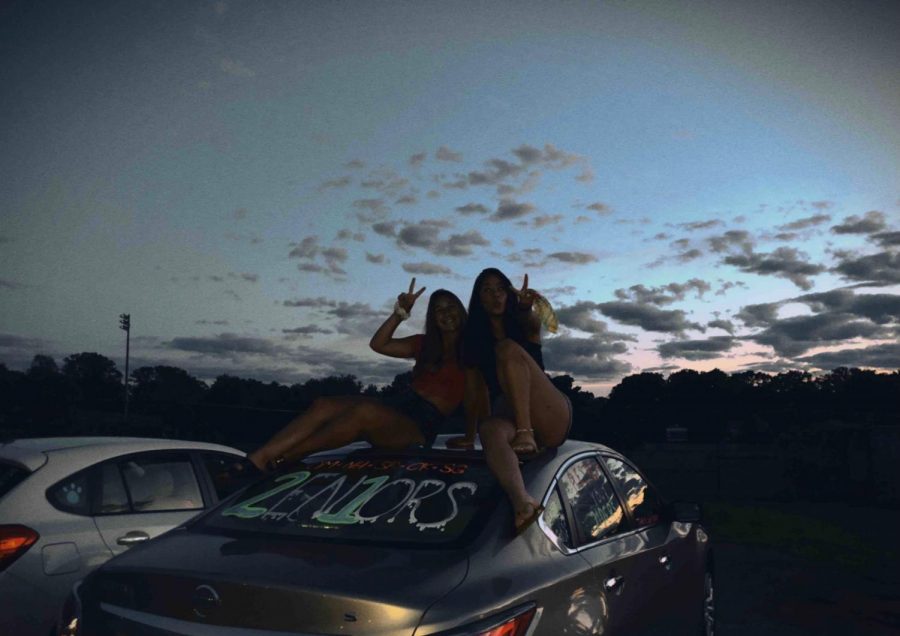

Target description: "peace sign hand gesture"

left=397, top=277, right=426, bottom=313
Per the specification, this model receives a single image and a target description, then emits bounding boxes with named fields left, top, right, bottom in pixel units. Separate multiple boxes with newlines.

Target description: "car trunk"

left=83, top=528, right=469, bottom=635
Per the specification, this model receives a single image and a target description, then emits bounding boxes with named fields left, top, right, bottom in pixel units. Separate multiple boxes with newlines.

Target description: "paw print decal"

left=63, top=483, right=83, bottom=505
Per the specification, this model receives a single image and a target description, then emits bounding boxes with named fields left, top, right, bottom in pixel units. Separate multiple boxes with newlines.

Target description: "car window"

left=0, top=462, right=30, bottom=499
left=603, top=457, right=662, bottom=528
left=95, top=462, right=130, bottom=515
left=557, top=456, right=624, bottom=545
left=541, top=488, right=573, bottom=550
left=47, top=470, right=91, bottom=515
left=202, top=452, right=253, bottom=500
left=203, top=453, right=499, bottom=546
left=121, top=455, right=203, bottom=512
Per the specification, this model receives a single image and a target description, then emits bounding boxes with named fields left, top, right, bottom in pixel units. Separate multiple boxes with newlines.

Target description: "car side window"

left=95, top=462, right=130, bottom=514
left=557, top=456, right=624, bottom=545
left=46, top=470, right=91, bottom=515
left=120, top=455, right=204, bottom=512
left=604, top=457, right=663, bottom=528
left=202, top=452, right=253, bottom=500
left=541, top=488, right=573, bottom=550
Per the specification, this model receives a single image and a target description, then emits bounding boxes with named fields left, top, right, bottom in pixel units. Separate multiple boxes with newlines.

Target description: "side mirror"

left=668, top=501, right=702, bottom=523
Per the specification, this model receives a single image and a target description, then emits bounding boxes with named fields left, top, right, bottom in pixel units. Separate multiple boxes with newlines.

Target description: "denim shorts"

left=381, top=390, right=445, bottom=446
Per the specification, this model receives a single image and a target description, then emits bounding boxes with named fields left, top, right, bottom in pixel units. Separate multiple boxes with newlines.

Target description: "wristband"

left=393, top=300, right=409, bottom=320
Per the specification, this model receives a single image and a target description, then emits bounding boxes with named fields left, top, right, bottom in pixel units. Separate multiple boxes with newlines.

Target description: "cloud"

left=490, top=199, right=536, bottom=222
left=317, top=176, right=351, bottom=191
left=455, top=203, right=489, bottom=216
left=0, top=278, right=25, bottom=290
left=366, top=252, right=386, bottom=264
left=168, top=333, right=287, bottom=357
left=871, top=231, right=900, bottom=248
left=749, top=313, right=889, bottom=357
left=219, top=57, right=256, bottom=77
left=409, top=152, right=426, bottom=167
left=543, top=335, right=632, bottom=380
left=547, top=252, right=598, bottom=265
left=586, top=202, right=612, bottom=215
left=796, top=289, right=900, bottom=324
left=575, top=167, right=595, bottom=183
left=531, top=215, right=563, bottom=228
left=402, top=262, right=452, bottom=275
left=282, top=325, right=333, bottom=336
left=614, top=279, right=711, bottom=305
left=735, top=301, right=782, bottom=328
left=798, top=343, right=900, bottom=371
left=707, top=230, right=753, bottom=254
left=344, top=160, right=365, bottom=170
left=708, top=319, right=735, bottom=334
left=336, top=229, right=365, bottom=242
left=395, top=195, right=417, bottom=205
left=288, top=236, right=319, bottom=259
left=352, top=198, right=389, bottom=222
left=657, top=336, right=737, bottom=360
left=321, top=247, right=348, bottom=263
left=434, top=230, right=490, bottom=256
left=831, top=211, right=886, bottom=235
left=283, top=297, right=337, bottom=308
left=596, top=301, right=702, bottom=333
left=228, top=272, right=259, bottom=283
left=678, top=219, right=723, bottom=231
left=372, top=222, right=397, bottom=237
left=832, top=250, right=900, bottom=285
left=723, top=247, right=825, bottom=290
left=397, top=222, right=443, bottom=250
left=777, top=214, right=831, bottom=231
left=556, top=302, right=614, bottom=335
left=435, top=146, right=463, bottom=162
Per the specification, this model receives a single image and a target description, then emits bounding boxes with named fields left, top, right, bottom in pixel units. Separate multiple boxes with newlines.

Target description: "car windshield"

left=0, top=461, right=30, bottom=499
left=201, top=452, right=498, bottom=546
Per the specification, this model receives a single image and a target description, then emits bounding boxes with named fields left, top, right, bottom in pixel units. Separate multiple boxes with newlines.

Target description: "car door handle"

left=604, top=575, right=624, bottom=591
left=116, top=531, right=150, bottom=546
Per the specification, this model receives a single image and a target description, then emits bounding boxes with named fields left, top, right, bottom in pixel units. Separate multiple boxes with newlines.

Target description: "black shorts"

left=381, top=390, right=445, bottom=447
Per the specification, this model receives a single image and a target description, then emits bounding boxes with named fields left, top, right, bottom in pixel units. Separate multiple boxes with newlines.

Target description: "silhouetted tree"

left=61, top=352, right=122, bottom=409
left=131, top=366, right=207, bottom=409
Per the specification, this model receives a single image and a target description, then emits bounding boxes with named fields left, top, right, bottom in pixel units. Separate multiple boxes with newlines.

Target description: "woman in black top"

left=455, top=267, right=572, bottom=534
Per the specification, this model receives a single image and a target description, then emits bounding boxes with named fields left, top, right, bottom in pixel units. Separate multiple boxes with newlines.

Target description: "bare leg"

left=281, top=401, right=426, bottom=462
left=248, top=396, right=363, bottom=469
left=480, top=417, right=542, bottom=530
left=494, top=339, right=570, bottom=455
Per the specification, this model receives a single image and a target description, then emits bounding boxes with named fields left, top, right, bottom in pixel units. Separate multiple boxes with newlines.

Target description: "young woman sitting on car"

left=246, top=279, right=467, bottom=471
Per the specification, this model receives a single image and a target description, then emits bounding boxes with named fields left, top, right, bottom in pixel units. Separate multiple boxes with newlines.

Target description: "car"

left=0, top=436, right=253, bottom=636
left=64, top=436, right=715, bottom=636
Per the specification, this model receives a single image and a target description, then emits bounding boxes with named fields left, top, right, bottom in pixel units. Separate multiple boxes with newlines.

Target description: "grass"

left=703, top=502, right=899, bottom=572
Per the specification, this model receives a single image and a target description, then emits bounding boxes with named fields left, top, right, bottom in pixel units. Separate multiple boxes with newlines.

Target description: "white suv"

left=0, top=436, right=252, bottom=636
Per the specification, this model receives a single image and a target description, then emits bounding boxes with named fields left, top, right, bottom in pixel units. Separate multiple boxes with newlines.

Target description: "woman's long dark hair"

left=461, top=267, right=526, bottom=368
left=415, top=289, right=466, bottom=373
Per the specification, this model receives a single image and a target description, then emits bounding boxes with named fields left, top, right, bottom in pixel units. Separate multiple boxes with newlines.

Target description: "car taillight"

left=432, top=603, right=538, bottom=636
left=476, top=606, right=535, bottom=636
left=0, top=524, right=39, bottom=572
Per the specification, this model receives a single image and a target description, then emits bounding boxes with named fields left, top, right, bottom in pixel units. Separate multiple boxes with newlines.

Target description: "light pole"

left=119, top=313, right=131, bottom=423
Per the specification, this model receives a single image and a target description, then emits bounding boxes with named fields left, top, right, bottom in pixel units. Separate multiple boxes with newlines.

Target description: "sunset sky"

left=2, top=0, right=898, bottom=394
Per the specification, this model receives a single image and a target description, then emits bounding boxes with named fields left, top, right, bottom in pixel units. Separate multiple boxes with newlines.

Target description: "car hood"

left=86, top=528, right=469, bottom=635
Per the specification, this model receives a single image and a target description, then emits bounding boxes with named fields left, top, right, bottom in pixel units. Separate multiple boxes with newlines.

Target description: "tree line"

left=1, top=352, right=897, bottom=451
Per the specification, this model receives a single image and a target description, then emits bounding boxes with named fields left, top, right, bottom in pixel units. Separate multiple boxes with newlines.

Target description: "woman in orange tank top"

left=246, top=280, right=466, bottom=472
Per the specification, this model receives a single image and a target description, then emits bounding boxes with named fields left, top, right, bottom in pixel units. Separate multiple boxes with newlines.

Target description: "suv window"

left=121, top=455, right=203, bottom=512
left=558, top=456, right=624, bottom=545
left=47, top=470, right=91, bottom=515
left=203, top=453, right=499, bottom=546
left=604, top=457, right=662, bottom=528
left=0, top=462, right=30, bottom=500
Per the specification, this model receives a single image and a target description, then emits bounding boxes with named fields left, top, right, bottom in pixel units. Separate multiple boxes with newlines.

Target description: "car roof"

left=0, top=436, right=244, bottom=472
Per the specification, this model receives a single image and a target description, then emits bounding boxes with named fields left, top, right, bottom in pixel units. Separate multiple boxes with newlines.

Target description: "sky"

left=1, top=0, right=898, bottom=395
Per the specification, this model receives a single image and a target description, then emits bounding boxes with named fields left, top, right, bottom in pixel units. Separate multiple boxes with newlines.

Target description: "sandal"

left=511, top=428, right=539, bottom=457
left=514, top=502, right=545, bottom=536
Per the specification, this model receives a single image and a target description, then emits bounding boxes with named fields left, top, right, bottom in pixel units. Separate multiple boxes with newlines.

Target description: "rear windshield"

left=201, top=453, right=498, bottom=546
left=0, top=461, right=30, bottom=499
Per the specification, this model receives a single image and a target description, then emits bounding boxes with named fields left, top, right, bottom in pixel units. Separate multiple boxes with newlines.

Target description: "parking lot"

left=707, top=503, right=900, bottom=635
